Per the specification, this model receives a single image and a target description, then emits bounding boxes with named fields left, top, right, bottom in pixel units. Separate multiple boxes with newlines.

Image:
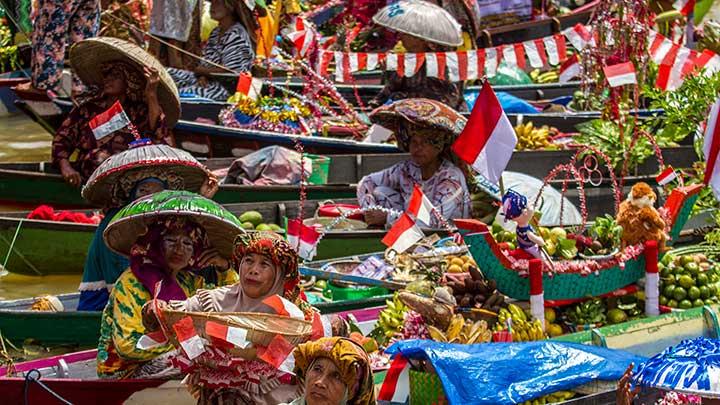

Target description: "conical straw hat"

left=70, top=37, right=181, bottom=126
left=372, top=0, right=463, bottom=47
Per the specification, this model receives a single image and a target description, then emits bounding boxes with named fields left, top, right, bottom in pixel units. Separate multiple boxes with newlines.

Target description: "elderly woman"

left=53, top=48, right=175, bottom=187
left=97, top=192, right=239, bottom=379
left=358, top=98, right=470, bottom=228
left=167, top=0, right=255, bottom=101
left=143, top=231, right=332, bottom=404
left=283, top=337, right=376, bottom=405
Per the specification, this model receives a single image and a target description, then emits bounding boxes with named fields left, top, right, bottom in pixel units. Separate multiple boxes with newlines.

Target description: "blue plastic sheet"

left=465, top=91, right=538, bottom=114
left=633, top=337, right=720, bottom=396
left=385, top=339, right=646, bottom=404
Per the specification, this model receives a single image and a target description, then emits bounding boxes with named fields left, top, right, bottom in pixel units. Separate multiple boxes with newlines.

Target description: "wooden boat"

left=0, top=306, right=384, bottom=404
left=457, top=184, right=703, bottom=301
left=0, top=71, right=29, bottom=116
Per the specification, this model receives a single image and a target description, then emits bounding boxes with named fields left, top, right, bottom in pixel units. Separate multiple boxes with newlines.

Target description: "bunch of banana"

left=519, top=391, right=575, bottom=405
left=427, top=314, right=493, bottom=344
left=514, top=122, right=557, bottom=150
left=377, top=294, right=408, bottom=339
left=529, top=69, right=559, bottom=84
left=495, top=304, right=547, bottom=342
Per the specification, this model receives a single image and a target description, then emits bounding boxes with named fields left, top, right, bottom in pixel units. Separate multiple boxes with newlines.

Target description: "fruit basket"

left=456, top=185, right=703, bottom=301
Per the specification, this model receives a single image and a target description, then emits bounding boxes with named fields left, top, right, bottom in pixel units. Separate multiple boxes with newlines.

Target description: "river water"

left=0, top=113, right=81, bottom=300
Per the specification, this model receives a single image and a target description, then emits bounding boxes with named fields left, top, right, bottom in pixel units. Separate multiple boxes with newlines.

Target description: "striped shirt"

left=201, top=22, right=254, bottom=72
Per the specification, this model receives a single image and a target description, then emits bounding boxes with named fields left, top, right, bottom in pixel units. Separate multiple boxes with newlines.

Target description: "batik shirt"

left=96, top=268, right=238, bottom=378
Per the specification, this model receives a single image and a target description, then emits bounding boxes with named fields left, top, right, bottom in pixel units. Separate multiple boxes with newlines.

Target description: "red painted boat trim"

left=0, top=349, right=97, bottom=376
left=0, top=377, right=167, bottom=405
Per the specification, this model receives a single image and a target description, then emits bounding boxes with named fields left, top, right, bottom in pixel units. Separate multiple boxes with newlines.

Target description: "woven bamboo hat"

left=104, top=190, right=244, bottom=257
left=70, top=37, right=181, bottom=126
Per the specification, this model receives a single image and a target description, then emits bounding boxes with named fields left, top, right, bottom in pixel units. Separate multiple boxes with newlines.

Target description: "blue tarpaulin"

left=385, top=339, right=646, bottom=404
left=465, top=91, right=538, bottom=114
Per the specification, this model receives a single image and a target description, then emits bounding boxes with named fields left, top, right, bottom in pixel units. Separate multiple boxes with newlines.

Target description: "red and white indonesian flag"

left=206, top=321, right=250, bottom=348
left=378, top=355, right=410, bottom=403
left=236, top=72, right=262, bottom=100
left=703, top=97, right=720, bottom=199
left=452, top=82, right=517, bottom=185
left=285, top=17, right=315, bottom=57
left=286, top=219, right=321, bottom=261
left=382, top=213, right=424, bottom=254
left=559, top=54, right=581, bottom=83
left=603, top=62, right=637, bottom=87
left=656, top=166, right=678, bottom=186
left=88, top=101, right=131, bottom=140
left=173, top=315, right=206, bottom=360
left=262, top=295, right=306, bottom=320
left=674, top=0, right=695, bottom=16
left=407, top=185, right=434, bottom=225
left=136, top=330, right=168, bottom=350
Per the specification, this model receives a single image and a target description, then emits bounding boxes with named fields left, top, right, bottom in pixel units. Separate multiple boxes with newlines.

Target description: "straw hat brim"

left=70, top=37, right=181, bottom=127
left=82, top=162, right=208, bottom=207
left=104, top=209, right=245, bottom=258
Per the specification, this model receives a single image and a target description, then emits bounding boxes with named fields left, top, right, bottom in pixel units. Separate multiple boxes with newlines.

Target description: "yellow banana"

left=446, top=314, right=464, bottom=341
left=428, top=325, right=448, bottom=342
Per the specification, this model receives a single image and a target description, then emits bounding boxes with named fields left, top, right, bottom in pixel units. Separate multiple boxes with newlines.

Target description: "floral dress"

left=29, top=0, right=100, bottom=93
left=96, top=268, right=238, bottom=379
left=52, top=97, right=173, bottom=182
left=357, top=159, right=471, bottom=227
left=167, top=22, right=255, bottom=101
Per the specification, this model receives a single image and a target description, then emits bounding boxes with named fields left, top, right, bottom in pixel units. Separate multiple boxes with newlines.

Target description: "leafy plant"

left=574, top=118, right=655, bottom=171
left=588, top=214, right=623, bottom=249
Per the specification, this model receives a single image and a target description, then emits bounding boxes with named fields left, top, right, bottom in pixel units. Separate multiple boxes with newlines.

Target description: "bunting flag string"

left=317, top=24, right=719, bottom=90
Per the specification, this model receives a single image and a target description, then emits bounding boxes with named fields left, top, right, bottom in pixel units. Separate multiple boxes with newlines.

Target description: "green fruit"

left=680, top=255, right=695, bottom=266
left=269, top=223, right=284, bottom=232
left=255, top=223, right=272, bottom=231
left=550, top=227, right=567, bottom=242
left=663, top=284, right=676, bottom=298
left=705, top=298, right=716, bottom=305
left=697, top=273, right=709, bottom=286
left=659, top=295, right=668, bottom=306
left=684, top=262, right=700, bottom=275
left=498, top=231, right=514, bottom=243
left=238, top=211, right=263, bottom=226
left=710, top=284, right=719, bottom=296
left=678, top=275, right=695, bottom=290
left=673, top=287, right=688, bottom=301
left=700, top=285, right=711, bottom=299
left=667, top=299, right=679, bottom=308
left=688, top=286, right=701, bottom=300
left=663, top=276, right=676, bottom=286
left=672, top=265, right=685, bottom=276
left=693, top=298, right=705, bottom=308
left=660, top=267, right=671, bottom=278
left=607, top=309, right=628, bottom=324
left=241, top=221, right=255, bottom=230
left=679, top=300, right=693, bottom=309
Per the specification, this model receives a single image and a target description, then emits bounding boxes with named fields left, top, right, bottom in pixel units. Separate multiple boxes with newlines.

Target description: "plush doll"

left=616, top=182, right=668, bottom=250
left=501, top=189, right=545, bottom=259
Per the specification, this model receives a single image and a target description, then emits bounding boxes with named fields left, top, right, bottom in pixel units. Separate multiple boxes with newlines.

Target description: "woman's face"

left=305, top=357, right=348, bottom=405
left=162, top=229, right=194, bottom=272
left=134, top=180, right=165, bottom=200
left=408, top=133, right=442, bottom=167
left=210, top=0, right=230, bottom=20
left=398, top=33, right=431, bottom=52
left=240, top=253, right=277, bottom=298
left=103, top=72, right=127, bottom=98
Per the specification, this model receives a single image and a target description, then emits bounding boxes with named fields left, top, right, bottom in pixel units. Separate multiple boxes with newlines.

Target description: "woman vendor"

left=281, top=337, right=376, bottom=405
left=52, top=37, right=178, bottom=187
left=358, top=98, right=470, bottom=228
left=142, top=231, right=336, bottom=404
left=97, top=191, right=240, bottom=379
left=167, top=0, right=255, bottom=101
left=78, top=145, right=220, bottom=311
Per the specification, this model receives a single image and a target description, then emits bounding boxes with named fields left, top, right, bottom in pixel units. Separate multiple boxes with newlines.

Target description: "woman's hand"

left=141, top=299, right=169, bottom=332
left=616, top=363, right=639, bottom=405
left=200, top=173, right=219, bottom=198
left=143, top=66, right=160, bottom=99
left=195, top=248, right=230, bottom=270
left=364, top=209, right=388, bottom=226
left=59, top=159, right=81, bottom=187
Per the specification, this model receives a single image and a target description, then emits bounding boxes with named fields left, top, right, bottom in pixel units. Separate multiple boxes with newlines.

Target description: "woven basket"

left=160, top=309, right=314, bottom=349
left=409, top=370, right=448, bottom=405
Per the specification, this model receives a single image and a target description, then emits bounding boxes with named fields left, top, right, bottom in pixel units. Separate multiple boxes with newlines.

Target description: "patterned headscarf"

left=232, top=231, right=313, bottom=319
left=130, top=216, right=210, bottom=301
left=100, top=60, right=145, bottom=102
left=111, top=167, right=185, bottom=206
left=294, top=337, right=376, bottom=405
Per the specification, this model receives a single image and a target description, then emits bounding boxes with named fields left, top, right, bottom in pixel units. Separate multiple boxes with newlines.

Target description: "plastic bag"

left=488, top=62, right=533, bottom=85
left=222, top=145, right=310, bottom=186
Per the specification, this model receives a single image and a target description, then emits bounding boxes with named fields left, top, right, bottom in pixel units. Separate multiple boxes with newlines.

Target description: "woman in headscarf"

left=357, top=98, right=470, bottom=228
left=167, top=0, right=255, bottom=101
left=142, top=231, right=333, bottom=404
left=283, top=337, right=376, bottom=405
left=97, top=192, right=239, bottom=379
left=52, top=60, right=173, bottom=187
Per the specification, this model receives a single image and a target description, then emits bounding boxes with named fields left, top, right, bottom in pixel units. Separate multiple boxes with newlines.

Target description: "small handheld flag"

left=603, top=62, right=637, bottom=87
left=88, top=101, right=132, bottom=140
left=382, top=213, right=424, bottom=254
